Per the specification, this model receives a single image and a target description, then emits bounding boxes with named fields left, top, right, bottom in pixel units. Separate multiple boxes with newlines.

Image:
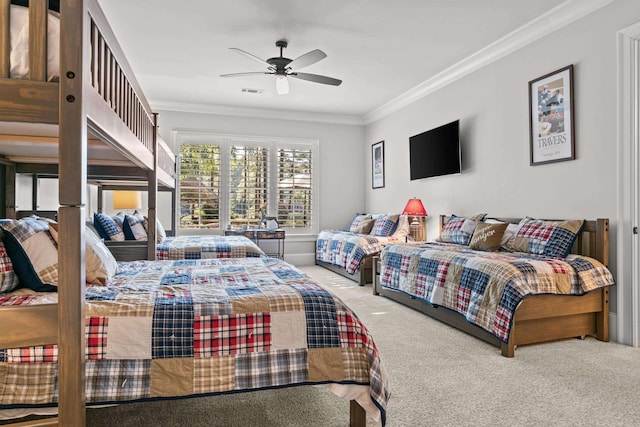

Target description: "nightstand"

left=224, top=228, right=285, bottom=259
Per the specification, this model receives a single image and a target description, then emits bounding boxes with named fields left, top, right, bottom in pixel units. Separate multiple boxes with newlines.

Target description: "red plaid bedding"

left=0, top=258, right=389, bottom=424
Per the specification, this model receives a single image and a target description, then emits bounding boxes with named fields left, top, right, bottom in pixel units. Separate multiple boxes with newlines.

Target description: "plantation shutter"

left=179, top=143, right=221, bottom=230
left=228, top=145, right=269, bottom=227
left=276, top=147, right=312, bottom=229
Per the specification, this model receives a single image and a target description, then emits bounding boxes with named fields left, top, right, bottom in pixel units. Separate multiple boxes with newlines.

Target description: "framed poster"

left=372, top=141, right=385, bottom=189
left=528, top=64, right=575, bottom=165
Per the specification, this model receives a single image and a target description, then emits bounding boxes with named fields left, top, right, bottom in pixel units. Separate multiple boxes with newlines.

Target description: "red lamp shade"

left=402, top=198, right=427, bottom=217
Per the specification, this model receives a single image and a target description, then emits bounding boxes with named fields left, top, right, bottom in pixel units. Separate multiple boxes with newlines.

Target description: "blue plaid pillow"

left=438, top=213, right=486, bottom=245
left=372, top=215, right=399, bottom=237
left=93, top=213, right=125, bottom=241
left=504, top=217, right=583, bottom=258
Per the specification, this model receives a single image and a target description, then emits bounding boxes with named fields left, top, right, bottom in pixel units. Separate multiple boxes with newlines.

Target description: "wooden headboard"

left=438, top=215, right=609, bottom=267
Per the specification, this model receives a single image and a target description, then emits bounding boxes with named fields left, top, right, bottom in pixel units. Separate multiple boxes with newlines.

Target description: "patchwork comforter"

left=0, top=258, right=389, bottom=424
left=316, top=230, right=403, bottom=275
left=156, top=235, right=265, bottom=260
left=380, top=242, right=614, bottom=342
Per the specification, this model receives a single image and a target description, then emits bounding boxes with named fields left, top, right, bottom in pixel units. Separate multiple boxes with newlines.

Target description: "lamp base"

left=408, top=217, right=426, bottom=242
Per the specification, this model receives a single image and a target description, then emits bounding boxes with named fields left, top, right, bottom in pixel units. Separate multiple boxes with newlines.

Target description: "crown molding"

left=363, top=0, right=615, bottom=125
left=151, top=100, right=364, bottom=126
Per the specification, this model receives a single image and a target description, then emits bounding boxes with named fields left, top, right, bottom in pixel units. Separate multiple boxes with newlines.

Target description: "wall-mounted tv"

left=409, top=119, right=461, bottom=180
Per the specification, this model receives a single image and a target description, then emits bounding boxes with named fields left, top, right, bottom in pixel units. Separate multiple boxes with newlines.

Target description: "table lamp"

left=113, top=190, right=142, bottom=213
left=402, top=197, right=427, bottom=242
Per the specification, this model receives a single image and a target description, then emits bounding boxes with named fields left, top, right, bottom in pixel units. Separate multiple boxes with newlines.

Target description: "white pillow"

left=49, top=223, right=117, bottom=286
left=9, top=5, right=60, bottom=82
left=391, top=215, right=410, bottom=239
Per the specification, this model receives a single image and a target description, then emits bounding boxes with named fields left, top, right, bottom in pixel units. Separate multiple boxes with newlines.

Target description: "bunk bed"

left=0, top=1, right=387, bottom=425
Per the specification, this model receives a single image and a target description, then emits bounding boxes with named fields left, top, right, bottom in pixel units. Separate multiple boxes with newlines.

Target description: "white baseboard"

left=610, top=312, right=618, bottom=343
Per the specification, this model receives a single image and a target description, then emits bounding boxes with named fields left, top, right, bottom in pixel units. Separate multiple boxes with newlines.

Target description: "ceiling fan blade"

left=290, top=72, right=342, bottom=86
left=220, top=72, right=271, bottom=78
left=229, top=48, right=270, bottom=67
left=288, top=49, right=327, bottom=70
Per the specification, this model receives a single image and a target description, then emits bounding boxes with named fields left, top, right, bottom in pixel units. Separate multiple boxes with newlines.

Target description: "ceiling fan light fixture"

left=276, top=75, right=289, bottom=95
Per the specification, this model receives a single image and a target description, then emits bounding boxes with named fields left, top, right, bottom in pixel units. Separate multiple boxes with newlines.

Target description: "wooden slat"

left=0, top=304, right=57, bottom=348
left=7, top=417, right=58, bottom=427
left=0, top=0, right=9, bottom=78
left=0, top=79, right=58, bottom=123
left=513, top=291, right=603, bottom=321
left=29, top=0, right=48, bottom=81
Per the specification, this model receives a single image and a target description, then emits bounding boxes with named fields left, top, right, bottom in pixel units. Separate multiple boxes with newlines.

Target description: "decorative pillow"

left=93, top=213, right=125, bottom=241
left=504, top=217, right=584, bottom=258
left=143, top=217, right=166, bottom=243
left=49, top=223, right=117, bottom=286
left=438, top=213, right=487, bottom=246
left=123, top=214, right=147, bottom=241
left=391, top=215, right=410, bottom=240
left=0, top=233, right=19, bottom=293
left=351, top=218, right=375, bottom=234
left=0, top=218, right=58, bottom=292
left=484, top=219, right=519, bottom=247
left=348, top=214, right=372, bottom=233
left=111, top=212, right=125, bottom=228
left=371, top=214, right=400, bottom=237
left=469, top=222, right=509, bottom=251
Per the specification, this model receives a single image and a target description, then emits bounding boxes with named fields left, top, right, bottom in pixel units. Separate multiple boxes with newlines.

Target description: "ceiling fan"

left=220, top=40, right=342, bottom=95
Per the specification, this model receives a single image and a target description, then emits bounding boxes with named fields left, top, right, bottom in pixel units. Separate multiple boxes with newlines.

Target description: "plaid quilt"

left=316, top=230, right=403, bottom=275
left=380, top=242, right=614, bottom=342
left=156, top=235, right=266, bottom=260
left=0, top=258, right=389, bottom=424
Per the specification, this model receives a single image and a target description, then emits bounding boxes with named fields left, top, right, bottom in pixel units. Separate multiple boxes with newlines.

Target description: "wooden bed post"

left=58, top=0, right=89, bottom=425
left=4, top=161, right=15, bottom=219
left=349, top=400, right=367, bottom=427
left=147, top=113, right=158, bottom=260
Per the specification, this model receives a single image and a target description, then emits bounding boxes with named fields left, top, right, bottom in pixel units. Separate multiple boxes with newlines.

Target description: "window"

left=177, top=132, right=317, bottom=234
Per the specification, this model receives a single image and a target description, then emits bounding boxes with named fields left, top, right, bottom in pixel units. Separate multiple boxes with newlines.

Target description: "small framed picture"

left=528, top=65, right=575, bottom=165
left=372, top=141, right=385, bottom=189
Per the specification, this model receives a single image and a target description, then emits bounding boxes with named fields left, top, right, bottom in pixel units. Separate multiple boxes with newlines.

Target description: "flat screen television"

left=409, top=119, right=461, bottom=180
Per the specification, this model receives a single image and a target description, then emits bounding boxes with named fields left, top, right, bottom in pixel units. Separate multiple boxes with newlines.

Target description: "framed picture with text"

left=528, top=64, right=575, bottom=165
left=372, top=141, right=385, bottom=189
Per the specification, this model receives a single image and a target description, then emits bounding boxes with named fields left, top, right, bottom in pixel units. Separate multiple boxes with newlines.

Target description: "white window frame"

left=173, top=130, right=319, bottom=236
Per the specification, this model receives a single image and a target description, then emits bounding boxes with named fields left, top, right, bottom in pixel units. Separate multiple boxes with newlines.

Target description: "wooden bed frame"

left=315, top=254, right=375, bottom=286
left=373, top=216, right=611, bottom=357
left=0, top=1, right=368, bottom=425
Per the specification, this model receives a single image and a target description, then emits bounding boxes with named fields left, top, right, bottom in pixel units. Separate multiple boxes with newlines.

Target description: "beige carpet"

left=28, top=265, right=640, bottom=426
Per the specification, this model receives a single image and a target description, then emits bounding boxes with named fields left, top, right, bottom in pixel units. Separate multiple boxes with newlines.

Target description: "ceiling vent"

left=241, top=88, right=264, bottom=94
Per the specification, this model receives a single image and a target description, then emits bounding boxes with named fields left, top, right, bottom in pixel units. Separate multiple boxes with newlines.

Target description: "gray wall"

left=157, top=110, right=365, bottom=264
left=364, top=0, right=640, bottom=342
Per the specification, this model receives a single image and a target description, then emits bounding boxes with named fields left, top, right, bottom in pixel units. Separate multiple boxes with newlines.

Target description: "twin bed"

left=374, top=215, right=614, bottom=357
left=0, top=1, right=389, bottom=425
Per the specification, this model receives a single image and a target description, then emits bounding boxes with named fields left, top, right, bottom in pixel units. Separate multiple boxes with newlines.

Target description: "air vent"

left=241, top=88, right=264, bottom=94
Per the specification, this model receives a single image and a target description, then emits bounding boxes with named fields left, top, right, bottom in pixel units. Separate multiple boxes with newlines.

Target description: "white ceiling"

left=98, top=0, right=574, bottom=121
